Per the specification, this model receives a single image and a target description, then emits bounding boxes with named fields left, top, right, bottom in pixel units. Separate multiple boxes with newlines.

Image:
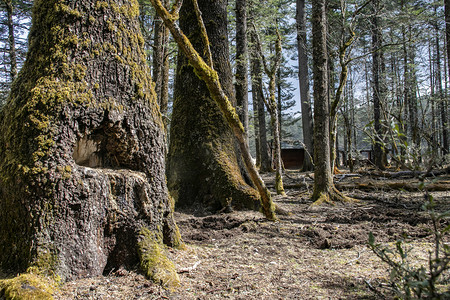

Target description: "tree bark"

left=4, top=0, right=17, bottom=82
left=371, top=0, right=386, bottom=170
left=250, top=26, right=271, bottom=173
left=435, top=23, right=449, bottom=156
left=0, top=0, right=181, bottom=286
left=151, top=0, right=276, bottom=220
left=252, top=26, right=285, bottom=195
left=296, top=0, right=314, bottom=171
left=311, top=0, right=349, bottom=204
left=167, top=0, right=263, bottom=212
left=235, top=0, right=249, bottom=140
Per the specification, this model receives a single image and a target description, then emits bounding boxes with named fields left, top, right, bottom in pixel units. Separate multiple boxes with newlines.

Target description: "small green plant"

left=368, top=193, right=450, bottom=299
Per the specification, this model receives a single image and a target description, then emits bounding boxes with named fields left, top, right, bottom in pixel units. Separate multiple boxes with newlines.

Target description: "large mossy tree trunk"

left=167, top=0, right=260, bottom=212
left=0, top=0, right=181, bottom=285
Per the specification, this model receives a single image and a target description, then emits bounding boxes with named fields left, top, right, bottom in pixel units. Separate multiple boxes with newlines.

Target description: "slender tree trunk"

left=153, top=4, right=164, bottom=106
left=159, top=0, right=170, bottom=117
left=252, top=26, right=285, bottom=195
left=277, top=68, right=283, bottom=141
left=235, top=0, right=249, bottom=140
left=269, top=73, right=285, bottom=195
left=311, top=0, right=349, bottom=204
left=430, top=39, right=438, bottom=155
left=250, top=36, right=271, bottom=172
left=296, top=0, right=314, bottom=171
left=445, top=0, right=450, bottom=93
left=371, top=1, right=385, bottom=170
left=435, top=23, right=449, bottom=156
left=0, top=0, right=181, bottom=287
left=254, top=102, right=261, bottom=167
left=4, top=0, right=17, bottom=82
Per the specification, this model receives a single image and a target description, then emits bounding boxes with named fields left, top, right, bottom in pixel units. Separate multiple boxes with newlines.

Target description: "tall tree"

left=296, top=0, right=314, bottom=171
left=252, top=25, right=285, bottom=195
left=0, top=0, right=181, bottom=289
left=166, top=0, right=269, bottom=212
left=250, top=34, right=272, bottom=172
left=372, top=0, right=386, bottom=169
left=446, top=0, right=450, bottom=87
left=3, top=0, right=17, bottom=81
left=235, top=0, right=249, bottom=139
left=0, top=0, right=32, bottom=105
left=434, top=10, right=449, bottom=156
left=152, top=0, right=170, bottom=115
left=311, top=0, right=349, bottom=204
left=151, top=0, right=276, bottom=220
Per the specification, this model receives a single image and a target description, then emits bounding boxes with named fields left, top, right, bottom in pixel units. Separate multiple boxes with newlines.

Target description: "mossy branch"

left=149, top=0, right=276, bottom=220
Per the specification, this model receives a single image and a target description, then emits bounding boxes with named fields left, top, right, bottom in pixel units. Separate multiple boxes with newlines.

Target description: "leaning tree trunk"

left=0, top=0, right=181, bottom=287
left=167, top=0, right=260, bottom=212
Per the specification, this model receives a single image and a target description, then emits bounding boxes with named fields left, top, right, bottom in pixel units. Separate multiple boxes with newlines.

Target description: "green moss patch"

left=138, top=228, right=180, bottom=290
left=0, top=272, right=56, bottom=300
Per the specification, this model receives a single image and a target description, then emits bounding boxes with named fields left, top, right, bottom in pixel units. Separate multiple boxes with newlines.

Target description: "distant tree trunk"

left=4, top=0, right=17, bottom=82
left=153, top=2, right=164, bottom=104
left=252, top=26, right=285, bottom=195
left=269, top=64, right=285, bottom=195
left=0, top=0, right=181, bottom=287
left=167, top=0, right=261, bottom=211
left=429, top=39, right=438, bottom=155
left=253, top=104, right=261, bottom=167
left=371, top=1, right=386, bottom=170
left=277, top=68, right=283, bottom=140
left=249, top=24, right=272, bottom=173
left=446, top=0, right=450, bottom=94
left=251, top=48, right=271, bottom=172
left=235, top=0, right=249, bottom=140
left=435, top=21, right=449, bottom=156
left=160, top=0, right=170, bottom=116
left=311, top=0, right=349, bottom=204
left=296, top=0, right=314, bottom=171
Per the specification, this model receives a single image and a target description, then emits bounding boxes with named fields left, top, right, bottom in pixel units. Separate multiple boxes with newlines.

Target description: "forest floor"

left=55, top=169, right=450, bottom=299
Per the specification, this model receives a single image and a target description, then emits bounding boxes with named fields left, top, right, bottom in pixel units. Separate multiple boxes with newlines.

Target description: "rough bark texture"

left=167, top=0, right=260, bottom=212
left=235, top=0, right=249, bottom=140
left=0, top=0, right=181, bottom=284
left=296, top=0, right=314, bottom=171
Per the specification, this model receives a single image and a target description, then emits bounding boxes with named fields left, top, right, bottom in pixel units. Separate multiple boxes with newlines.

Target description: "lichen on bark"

left=0, top=0, right=181, bottom=289
left=167, top=0, right=261, bottom=212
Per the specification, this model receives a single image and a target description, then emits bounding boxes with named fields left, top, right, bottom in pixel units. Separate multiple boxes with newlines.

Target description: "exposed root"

left=311, top=186, right=357, bottom=206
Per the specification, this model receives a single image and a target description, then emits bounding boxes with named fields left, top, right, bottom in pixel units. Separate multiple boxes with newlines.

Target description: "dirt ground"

left=54, top=170, right=450, bottom=299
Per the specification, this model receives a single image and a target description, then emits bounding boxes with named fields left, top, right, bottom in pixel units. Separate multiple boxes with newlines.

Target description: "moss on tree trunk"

left=167, top=0, right=260, bottom=212
left=0, top=0, right=181, bottom=289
